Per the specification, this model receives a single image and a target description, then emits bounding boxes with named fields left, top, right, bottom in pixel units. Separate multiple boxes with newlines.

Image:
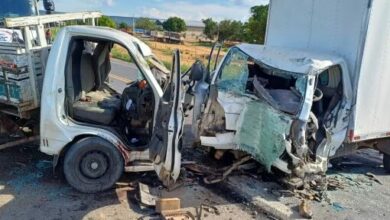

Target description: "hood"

left=236, top=44, right=346, bottom=75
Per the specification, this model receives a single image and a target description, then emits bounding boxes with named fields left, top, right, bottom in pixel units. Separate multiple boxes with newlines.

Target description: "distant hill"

left=109, top=16, right=204, bottom=28
left=110, top=16, right=137, bottom=26
left=110, top=16, right=163, bottom=26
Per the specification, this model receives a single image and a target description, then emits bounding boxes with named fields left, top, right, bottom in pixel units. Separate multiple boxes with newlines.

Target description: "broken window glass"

left=216, top=47, right=309, bottom=115
left=295, top=77, right=307, bottom=97
left=250, top=65, right=308, bottom=115
left=217, top=48, right=250, bottom=94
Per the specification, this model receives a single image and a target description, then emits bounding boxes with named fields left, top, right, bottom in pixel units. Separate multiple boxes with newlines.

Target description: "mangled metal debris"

left=203, top=156, right=252, bottom=184
left=138, top=182, right=159, bottom=207
left=184, top=156, right=254, bottom=184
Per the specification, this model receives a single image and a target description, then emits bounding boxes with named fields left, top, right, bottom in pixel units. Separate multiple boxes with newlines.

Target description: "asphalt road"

left=109, top=58, right=139, bottom=93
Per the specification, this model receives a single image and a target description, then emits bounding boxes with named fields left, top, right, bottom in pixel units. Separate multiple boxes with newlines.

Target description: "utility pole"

left=132, top=15, right=135, bottom=34
left=33, top=0, right=40, bottom=16
left=216, top=23, right=220, bottom=42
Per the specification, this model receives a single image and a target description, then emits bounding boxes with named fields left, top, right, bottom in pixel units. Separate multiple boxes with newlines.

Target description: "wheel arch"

left=54, top=134, right=129, bottom=171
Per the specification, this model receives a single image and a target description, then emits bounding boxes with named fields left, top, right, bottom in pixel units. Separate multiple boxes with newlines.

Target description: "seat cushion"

left=73, top=88, right=122, bottom=125
left=87, top=89, right=122, bottom=111
left=73, top=101, right=116, bottom=125
left=86, top=90, right=121, bottom=108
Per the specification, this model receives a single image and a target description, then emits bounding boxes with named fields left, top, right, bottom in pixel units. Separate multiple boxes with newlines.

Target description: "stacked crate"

left=0, top=42, right=44, bottom=112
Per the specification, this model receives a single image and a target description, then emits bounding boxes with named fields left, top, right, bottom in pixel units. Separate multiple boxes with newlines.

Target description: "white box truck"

left=266, top=0, right=390, bottom=145
left=186, top=0, right=390, bottom=182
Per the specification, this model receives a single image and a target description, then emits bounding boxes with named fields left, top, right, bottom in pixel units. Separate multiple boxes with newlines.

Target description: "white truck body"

left=266, top=0, right=390, bottom=143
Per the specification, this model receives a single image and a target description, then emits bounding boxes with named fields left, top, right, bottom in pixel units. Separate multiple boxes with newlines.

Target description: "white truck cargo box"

left=266, top=0, right=390, bottom=142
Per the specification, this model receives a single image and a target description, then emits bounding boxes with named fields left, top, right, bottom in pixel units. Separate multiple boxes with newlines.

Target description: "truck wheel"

left=64, top=137, right=124, bottom=193
left=384, top=154, right=390, bottom=173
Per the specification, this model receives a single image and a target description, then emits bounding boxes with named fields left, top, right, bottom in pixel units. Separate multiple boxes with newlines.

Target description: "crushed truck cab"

left=188, top=0, right=390, bottom=179
left=189, top=44, right=352, bottom=178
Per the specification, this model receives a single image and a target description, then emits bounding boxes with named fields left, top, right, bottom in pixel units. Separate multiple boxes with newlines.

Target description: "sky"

left=51, top=0, right=269, bottom=21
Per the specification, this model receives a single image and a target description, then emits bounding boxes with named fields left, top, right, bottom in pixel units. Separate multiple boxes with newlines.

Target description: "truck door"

left=149, top=50, right=184, bottom=186
left=191, top=43, right=223, bottom=137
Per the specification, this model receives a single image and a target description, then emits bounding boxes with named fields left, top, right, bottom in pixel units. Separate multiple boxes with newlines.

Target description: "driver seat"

left=72, top=43, right=121, bottom=125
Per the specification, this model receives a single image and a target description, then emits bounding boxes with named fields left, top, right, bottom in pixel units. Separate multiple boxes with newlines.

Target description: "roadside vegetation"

left=94, top=4, right=268, bottom=72
left=162, top=17, right=187, bottom=32
left=202, top=5, right=268, bottom=43
left=111, top=45, right=132, bottom=62
left=98, top=15, right=117, bottom=28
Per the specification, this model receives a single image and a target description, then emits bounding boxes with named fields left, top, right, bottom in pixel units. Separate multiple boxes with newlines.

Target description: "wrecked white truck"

left=188, top=0, right=390, bottom=183
left=191, top=44, right=351, bottom=181
left=1, top=0, right=389, bottom=194
left=0, top=1, right=181, bottom=193
left=39, top=26, right=183, bottom=193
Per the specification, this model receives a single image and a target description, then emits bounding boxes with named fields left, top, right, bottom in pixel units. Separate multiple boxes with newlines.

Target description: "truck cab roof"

left=235, top=43, right=347, bottom=75
left=63, top=25, right=153, bottom=57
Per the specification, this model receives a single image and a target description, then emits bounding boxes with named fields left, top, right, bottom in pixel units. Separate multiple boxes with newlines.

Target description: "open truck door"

left=190, top=42, right=223, bottom=138
left=149, top=50, right=184, bottom=186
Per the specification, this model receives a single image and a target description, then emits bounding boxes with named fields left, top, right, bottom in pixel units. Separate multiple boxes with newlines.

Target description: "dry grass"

left=111, top=39, right=226, bottom=71
left=145, top=40, right=226, bottom=71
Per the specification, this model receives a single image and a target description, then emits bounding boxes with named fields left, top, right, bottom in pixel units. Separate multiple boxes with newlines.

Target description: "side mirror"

left=43, top=0, right=55, bottom=13
left=190, top=61, right=205, bottom=81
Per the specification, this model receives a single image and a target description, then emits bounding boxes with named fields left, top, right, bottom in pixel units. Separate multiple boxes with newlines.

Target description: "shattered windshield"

left=217, top=47, right=308, bottom=115
left=218, top=48, right=250, bottom=94
left=0, top=0, right=37, bottom=19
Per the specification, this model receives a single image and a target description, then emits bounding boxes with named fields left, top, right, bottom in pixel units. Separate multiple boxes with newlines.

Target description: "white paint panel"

left=267, top=0, right=390, bottom=141
left=266, top=0, right=313, bottom=48
left=353, top=0, right=390, bottom=140
left=266, top=0, right=370, bottom=83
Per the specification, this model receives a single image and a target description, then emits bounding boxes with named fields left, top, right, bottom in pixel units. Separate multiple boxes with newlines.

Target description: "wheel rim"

left=80, top=151, right=109, bottom=179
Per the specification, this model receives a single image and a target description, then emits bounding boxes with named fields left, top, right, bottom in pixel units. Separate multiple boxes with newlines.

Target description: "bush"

left=98, top=16, right=117, bottom=29
left=163, top=17, right=187, bottom=32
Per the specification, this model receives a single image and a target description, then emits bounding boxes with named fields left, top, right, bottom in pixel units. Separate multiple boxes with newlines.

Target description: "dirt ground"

left=225, top=149, right=390, bottom=220
left=0, top=148, right=265, bottom=220
left=0, top=123, right=267, bottom=220
left=1, top=124, right=390, bottom=220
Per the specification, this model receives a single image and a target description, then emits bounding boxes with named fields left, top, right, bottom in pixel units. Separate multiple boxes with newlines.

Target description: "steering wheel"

left=313, top=88, right=323, bottom=102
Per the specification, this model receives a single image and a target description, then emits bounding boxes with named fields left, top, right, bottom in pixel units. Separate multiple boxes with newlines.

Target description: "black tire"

left=384, top=153, right=390, bottom=173
left=64, top=137, right=124, bottom=193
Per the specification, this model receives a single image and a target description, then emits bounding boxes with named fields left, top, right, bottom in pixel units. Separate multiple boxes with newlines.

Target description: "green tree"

left=242, top=5, right=269, bottom=43
left=118, top=22, right=128, bottom=29
left=218, top=20, right=243, bottom=42
left=202, top=18, right=218, bottom=40
left=136, top=17, right=158, bottom=31
left=98, top=16, right=117, bottom=28
left=163, top=17, right=187, bottom=32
